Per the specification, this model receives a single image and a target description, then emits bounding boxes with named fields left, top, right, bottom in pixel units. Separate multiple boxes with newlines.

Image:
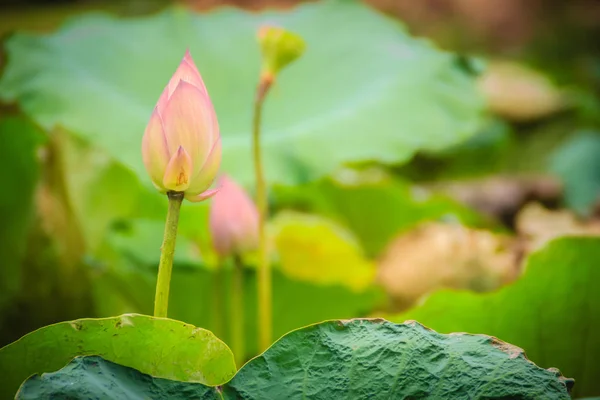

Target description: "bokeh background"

left=1, top=0, right=599, bottom=397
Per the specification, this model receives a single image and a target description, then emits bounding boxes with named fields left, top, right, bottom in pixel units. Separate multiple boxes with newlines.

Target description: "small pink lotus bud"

left=209, top=175, right=259, bottom=257
left=142, top=50, right=221, bottom=202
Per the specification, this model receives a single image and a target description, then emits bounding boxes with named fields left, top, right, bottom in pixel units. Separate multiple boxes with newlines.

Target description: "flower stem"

left=211, top=259, right=225, bottom=339
left=153, top=191, right=184, bottom=318
left=231, top=254, right=245, bottom=366
left=253, top=77, right=273, bottom=351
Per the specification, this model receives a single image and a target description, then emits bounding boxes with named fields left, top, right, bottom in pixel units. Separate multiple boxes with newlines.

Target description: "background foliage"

left=0, top=0, right=599, bottom=397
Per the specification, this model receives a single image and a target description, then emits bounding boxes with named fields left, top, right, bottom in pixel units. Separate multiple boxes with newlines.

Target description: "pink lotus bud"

left=142, top=50, right=221, bottom=202
left=209, top=175, right=259, bottom=257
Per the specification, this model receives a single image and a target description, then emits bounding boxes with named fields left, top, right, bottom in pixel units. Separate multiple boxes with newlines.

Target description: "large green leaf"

left=0, top=314, right=236, bottom=399
left=390, top=237, right=600, bottom=397
left=17, top=320, right=573, bottom=399
left=0, top=0, right=483, bottom=187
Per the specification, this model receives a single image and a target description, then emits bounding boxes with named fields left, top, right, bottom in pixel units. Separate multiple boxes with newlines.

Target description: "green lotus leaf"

left=17, top=320, right=572, bottom=399
left=0, top=314, right=236, bottom=399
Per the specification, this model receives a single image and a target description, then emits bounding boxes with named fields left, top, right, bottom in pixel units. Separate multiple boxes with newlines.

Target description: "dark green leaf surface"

left=392, top=237, right=600, bottom=397
left=0, top=0, right=483, bottom=187
left=18, top=320, right=573, bottom=399
left=0, top=314, right=236, bottom=399
left=17, top=356, right=220, bottom=400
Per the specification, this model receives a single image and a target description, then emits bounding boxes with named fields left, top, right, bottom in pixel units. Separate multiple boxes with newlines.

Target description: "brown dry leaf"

left=182, top=0, right=305, bottom=11
left=477, top=61, right=566, bottom=122
left=431, top=175, right=562, bottom=222
left=369, top=0, right=538, bottom=48
left=516, top=202, right=600, bottom=253
left=377, top=222, right=518, bottom=310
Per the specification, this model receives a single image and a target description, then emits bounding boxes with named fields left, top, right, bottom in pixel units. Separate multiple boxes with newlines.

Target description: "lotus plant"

left=142, top=49, right=221, bottom=318
left=209, top=174, right=259, bottom=364
left=210, top=175, right=259, bottom=258
left=254, top=26, right=305, bottom=350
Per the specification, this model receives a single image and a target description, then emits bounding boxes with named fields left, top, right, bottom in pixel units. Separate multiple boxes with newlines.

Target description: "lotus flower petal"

left=142, top=50, right=221, bottom=201
left=162, top=146, right=193, bottom=192
left=186, top=188, right=220, bottom=203
left=157, top=50, right=209, bottom=113
left=186, top=137, right=222, bottom=195
left=209, top=175, right=259, bottom=256
left=161, top=81, right=216, bottom=174
left=141, top=110, right=170, bottom=189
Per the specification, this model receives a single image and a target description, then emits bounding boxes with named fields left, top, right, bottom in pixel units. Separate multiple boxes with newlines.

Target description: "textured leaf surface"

left=18, top=320, right=573, bottom=399
left=17, top=356, right=218, bottom=400
left=392, top=237, right=600, bottom=397
left=0, top=1, right=483, bottom=187
left=0, top=314, right=236, bottom=399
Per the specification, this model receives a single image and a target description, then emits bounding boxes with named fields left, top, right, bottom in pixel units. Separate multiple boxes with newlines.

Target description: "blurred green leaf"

left=271, top=211, right=375, bottom=291
left=397, top=118, right=514, bottom=181
left=398, top=115, right=590, bottom=183
left=390, top=237, right=600, bottom=397
left=89, top=248, right=156, bottom=317
left=0, top=314, right=236, bottom=399
left=0, top=0, right=483, bottom=187
left=0, top=117, right=44, bottom=311
left=61, top=136, right=142, bottom=252
left=274, top=175, right=486, bottom=255
left=170, top=267, right=384, bottom=360
left=550, top=131, right=600, bottom=215
left=107, top=219, right=203, bottom=266
left=18, top=320, right=572, bottom=399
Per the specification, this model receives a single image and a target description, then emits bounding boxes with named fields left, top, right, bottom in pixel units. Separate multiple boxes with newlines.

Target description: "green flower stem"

left=153, top=191, right=184, bottom=318
left=253, top=78, right=273, bottom=351
left=211, top=259, right=225, bottom=339
left=231, top=254, right=245, bottom=366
